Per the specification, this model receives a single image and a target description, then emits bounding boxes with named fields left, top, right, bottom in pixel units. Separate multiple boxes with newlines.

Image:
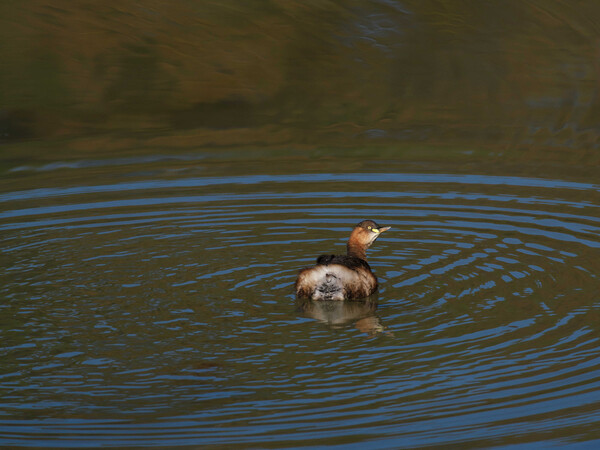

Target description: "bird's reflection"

left=297, top=298, right=387, bottom=336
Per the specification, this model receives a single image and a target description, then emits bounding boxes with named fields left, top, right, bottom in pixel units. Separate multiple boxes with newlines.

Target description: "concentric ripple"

left=1, top=167, right=599, bottom=447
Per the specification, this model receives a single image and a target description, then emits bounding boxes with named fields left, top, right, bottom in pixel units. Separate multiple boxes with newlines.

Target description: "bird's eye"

left=367, top=226, right=372, bottom=230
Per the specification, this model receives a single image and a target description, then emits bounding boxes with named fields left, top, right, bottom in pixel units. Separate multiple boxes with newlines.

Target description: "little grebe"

left=295, top=220, right=390, bottom=300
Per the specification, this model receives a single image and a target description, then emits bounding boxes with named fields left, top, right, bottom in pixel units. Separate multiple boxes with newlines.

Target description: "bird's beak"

left=375, top=226, right=391, bottom=233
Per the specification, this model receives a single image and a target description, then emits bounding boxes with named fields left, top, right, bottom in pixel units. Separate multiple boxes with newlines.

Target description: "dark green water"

left=2, top=146, right=599, bottom=448
left=2, top=1, right=600, bottom=448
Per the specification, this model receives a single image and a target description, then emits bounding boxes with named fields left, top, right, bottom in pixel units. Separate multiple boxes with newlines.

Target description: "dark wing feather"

left=316, top=254, right=335, bottom=264
left=316, top=254, right=371, bottom=270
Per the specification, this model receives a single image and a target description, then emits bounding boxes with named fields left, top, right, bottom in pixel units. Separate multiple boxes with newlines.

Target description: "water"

left=1, top=145, right=599, bottom=447
left=4, top=1, right=600, bottom=147
left=3, top=1, right=600, bottom=447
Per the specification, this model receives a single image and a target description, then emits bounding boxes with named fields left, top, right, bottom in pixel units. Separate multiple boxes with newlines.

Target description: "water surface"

left=2, top=0, right=600, bottom=447
left=1, top=145, right=599, bottom=447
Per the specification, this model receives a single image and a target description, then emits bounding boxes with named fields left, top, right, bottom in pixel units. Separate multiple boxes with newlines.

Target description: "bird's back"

left=295, top=255, right=377, bottom=300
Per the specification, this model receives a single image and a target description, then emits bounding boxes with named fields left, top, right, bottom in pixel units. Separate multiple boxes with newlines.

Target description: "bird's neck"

left=347, top=242, right=367, bottom=261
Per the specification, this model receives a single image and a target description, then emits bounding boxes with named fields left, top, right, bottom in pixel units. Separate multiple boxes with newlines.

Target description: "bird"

left=295, top=220, right=390, bottom=300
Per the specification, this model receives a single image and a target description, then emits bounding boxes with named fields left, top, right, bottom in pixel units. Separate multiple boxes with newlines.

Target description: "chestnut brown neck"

left=346, top=231, right=368, bottom=260
left=346, top=243, right=367, bottom=260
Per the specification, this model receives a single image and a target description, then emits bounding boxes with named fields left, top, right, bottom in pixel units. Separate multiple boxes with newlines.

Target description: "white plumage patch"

left=296, top=264, right=377, bottom=300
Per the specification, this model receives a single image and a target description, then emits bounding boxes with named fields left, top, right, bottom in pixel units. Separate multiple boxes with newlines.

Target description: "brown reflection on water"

left=2, top=1, right=600, bottom=149
left=297, top=298, right=386, bottom=336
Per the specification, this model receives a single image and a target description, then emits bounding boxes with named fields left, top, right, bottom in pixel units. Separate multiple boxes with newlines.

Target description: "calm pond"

left=2, top=145, right=599, bottom=448
left=2, top=1, right=600, bottom=448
